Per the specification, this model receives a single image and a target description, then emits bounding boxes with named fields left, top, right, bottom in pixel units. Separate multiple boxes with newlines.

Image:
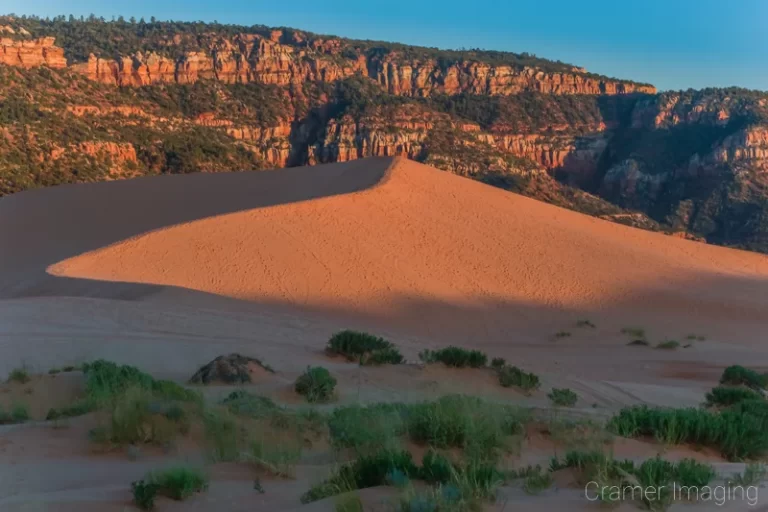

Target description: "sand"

left=2, top=157, right=768, bottom=510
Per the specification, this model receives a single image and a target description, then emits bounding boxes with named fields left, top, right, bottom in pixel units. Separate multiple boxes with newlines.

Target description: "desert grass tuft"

left=608, top=405, right=768, bottom=460
left=334, top=492, right=364, bottom=512
left=621, top=327, right=646, bottom=338
left=295, top=366, right=336, bottom=403
left=554, top=331, right=572, bottom=338
left=522, top=466, right=553, bottom=494
left=327, top=330, right=404, bottom=365
left=547, top=388, right=578, bottom=407
left=705, top=386, right=764, bottom=407
left=728, top=463, right=767, bottom=486
left=497, top=365, right=540, bottom=392
left=655, top=340, right=680, bottom=350
left=301, top=449, right=417, bottom=503
left=720, top=365, right=766, bottom=390
left=576, top=319, right=596, bottom=328
left=418, top=346, right=488, bottom=368
left=7, top=366, right=30, bottom=384
left=132, top=466, right=208, bottom=509
left=627, top=339, right=650, bottom=346
left=0, top=402, right=30, bottom=424
left=406, top=395, right=527, bottom=463
left=328, top=403, right=406, bottom=454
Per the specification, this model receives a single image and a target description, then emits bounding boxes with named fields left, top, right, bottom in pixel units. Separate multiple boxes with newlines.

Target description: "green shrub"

left=83, top=360, right=154, bottom=404
left=247, top=433, right=302, bottom=477
left=131, top=479, right=159, bottom=510
left=295, top=366, right=337, bottom=403
left=10, top=402, right=29, bottom=422
left=48, top=368, right=61, bottom=375
left=627, top=339, right=650, bottom=346
left=328, top=403, right=406, bottom=453
left=406, top=395, right=526, bottom=462
left=522, top=466, right=553, bottom=494
left=576, top=319, right=596, bottom=328
left=46, top=400, right=95, bottom=420
left=729, top=463, right=767, bottom=486
left=656, top=340, right=680, bottom=350
left=418, top=347, right=488, bottom=368
left=96, top=386, right=191, bottom=446
left=673, top=458, right=716, bottom=488
left=222, top=390, right=280, bottom=418
left=621, top=327, right=646, bottom=338
left=301, top=449, right=417, bottom=503
left=327, top=330, right=403, bottom=365
left=497, top=365, right=540, bottom=392
left=555, top=331, right=572, bottom=338
left=553, top=450, right=714, bottom=508
left=203, top=408, right=241, bottom=462
left=490, top=357, right=506, bottom=369
left=7, top=367, right=30, bottom=384
left=721, top=365, right=766, bottom=390
left=335, top=493, right=364, bottom=512
left=706, top=386, right=764, bottom=407
left=144, top=466, right=208, bottom=500
left=419, top=449, right=454, bottom=484
left=547, top=388, right=578, bottom=407
left=0, top=403, right=30, bottom=424
left=608, top=405, right=768, bottom=460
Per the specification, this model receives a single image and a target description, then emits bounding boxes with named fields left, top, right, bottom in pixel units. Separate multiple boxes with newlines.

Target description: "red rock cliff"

left=0, top=37, right=66, bottom=68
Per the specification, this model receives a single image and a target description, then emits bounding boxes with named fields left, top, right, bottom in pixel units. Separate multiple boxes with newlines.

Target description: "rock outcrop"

left=189, top=353, right=274, bottom=385
left=0, top=37, right=66, bottom=68
left=1, top=31, right=655, bottom=97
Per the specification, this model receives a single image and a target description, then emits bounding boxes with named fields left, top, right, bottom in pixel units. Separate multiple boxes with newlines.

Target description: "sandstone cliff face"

left=370, top=58, right=655, bottom=97
left=2, top=32, right=655, bottom=97
left=0, top=37, right=66, bottom=68
left=707, top=126, right=768, bottom=171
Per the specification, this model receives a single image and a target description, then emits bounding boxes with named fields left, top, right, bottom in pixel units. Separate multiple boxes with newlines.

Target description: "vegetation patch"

left=547, top=388, right=578, bottom=407
left=418, top=346, right=488, bottom=368
left=554, top=331, right=572, bottom=338
left=608, top=405, right=768, bottom=460
left=132, top=466, right=208, bottom=509
left=301, top=449, right=418, bottom=503
left=7, top=366, right=30, bottom=384
left=497, top=365, right=540, bottom=392
left=329, top=403, right=407, bottom=454
left=46, top=400, right=94, bottom=420
left=576, top=319, right=596, bottom=328
left=627, top=339, right=650, bottom=346
left=326, top=330, right=404, bottom=365
left=655, top=340, right=680, bottom=350
left=720, top=365, right=766, bottom=390
left=551, top=450, right=715, bottom=508
left=407, top=395, right=527, bottom=463
left=729, top=463, right=767, bottom=486
left=0, top=402, right=30, bottom=424
left=705, top=386, right=764, bottom=407
left=295, top=366, right=337, bottom=403
left=522, top=466, right=553, bottom=494
left=490, top=357, right=506, bottom=369
left=621, top=327, right=646, bottom=339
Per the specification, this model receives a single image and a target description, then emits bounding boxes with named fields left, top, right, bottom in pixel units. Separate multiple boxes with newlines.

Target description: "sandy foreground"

left=1, top=157, right=768, bottom=510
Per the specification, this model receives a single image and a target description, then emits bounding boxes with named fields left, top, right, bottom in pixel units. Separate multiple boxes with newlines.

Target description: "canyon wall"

left=0, top=37, right=66, bottom=68
left=2, top=33, right=655, bottom=96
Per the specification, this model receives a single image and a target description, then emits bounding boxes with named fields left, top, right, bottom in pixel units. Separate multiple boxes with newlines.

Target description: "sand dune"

left=4, top=156, right=761, bottom=343
left=4, top=158, right=768, bottom=512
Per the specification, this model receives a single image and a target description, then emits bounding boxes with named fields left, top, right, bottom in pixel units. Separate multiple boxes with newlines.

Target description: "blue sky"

left=4, top=0, right=767, bottom=91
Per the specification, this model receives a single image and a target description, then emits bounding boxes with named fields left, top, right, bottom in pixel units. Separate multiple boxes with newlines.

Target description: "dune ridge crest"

left=33, top=158, right=768, bottom=343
